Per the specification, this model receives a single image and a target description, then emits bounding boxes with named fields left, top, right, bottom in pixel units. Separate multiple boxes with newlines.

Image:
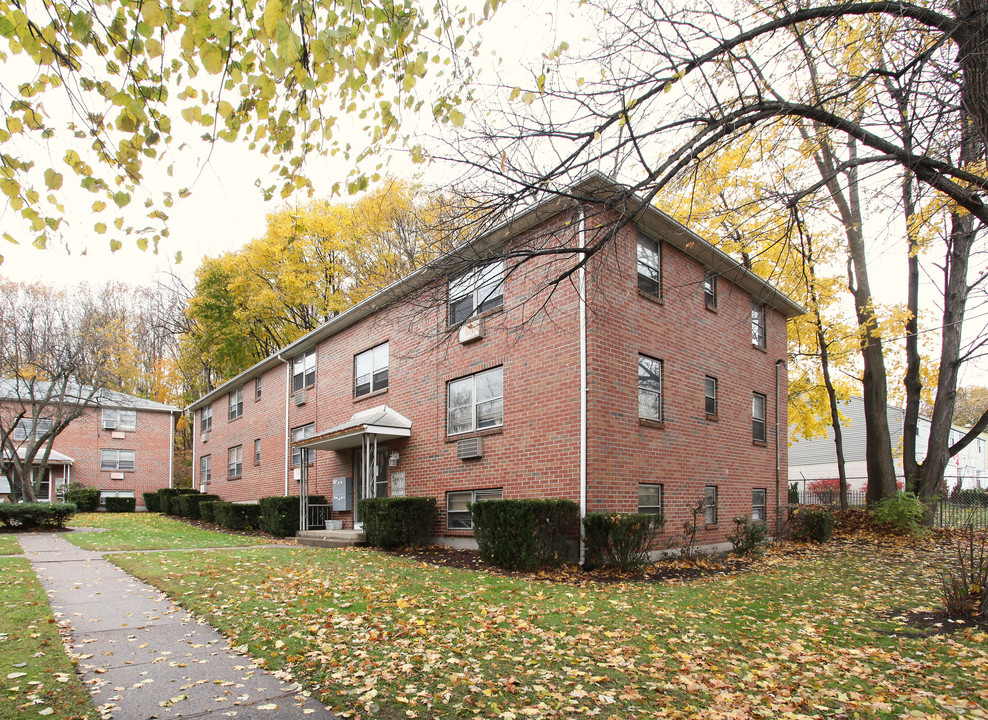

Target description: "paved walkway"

left=18, top=533, right=336, bottom=719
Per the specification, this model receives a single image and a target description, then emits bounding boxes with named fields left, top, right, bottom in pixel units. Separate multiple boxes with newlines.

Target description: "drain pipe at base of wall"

left=775, top=358, right=785, bottom=536
left=578, top=207, right=588, bottom=567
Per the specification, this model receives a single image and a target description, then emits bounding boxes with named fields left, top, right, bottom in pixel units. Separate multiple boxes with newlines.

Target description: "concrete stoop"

left=295, top=529, right=366, bottom=548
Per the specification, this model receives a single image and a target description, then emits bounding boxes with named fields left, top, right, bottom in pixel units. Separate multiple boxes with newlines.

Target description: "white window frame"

left=200, top=455, right=211, bottom=484
left=100, top=449, right=136, bottom=472
left=255, top=376, right=262, bottom=401
left=637, top=234, right=662, bottom=298
left=448, top=260, right=504, bottom=325
left=638, top=483, right=663, bottom=516
left=446, top=488, right=502, bottom=530
left=229, top=386, right=243, bottom=420
left=703, top=271, right=717, bottom=310
left=254, top=438, right=261, bottom=465
left=751, top=302, right=767, bottom=349
left=293, top=349, right=316, bottom=392
left=227, top=445, right=243, bottom=479
left=752, top=488, right=767, bottom=523
left=447, top=367, right=503, bottom=436
left=705, top=485, right=718, bottom=525
left=102, top=408, right=137, bottom=431
left=638, top=355, right=663, bottom=422
left=752, top=392, right=767, bottom=443
left=201, top=405, right=213, bottom=433
left=354, top=342, right=389, bottom=398
left=704, top=375, right=718, bottom=417
left=13, top=417, right=52, bottom=441
left=291, top=423, right=315, bottom=466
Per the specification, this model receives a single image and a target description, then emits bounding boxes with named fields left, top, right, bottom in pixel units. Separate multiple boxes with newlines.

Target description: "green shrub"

left=199, top=501, right=218, bottom=523
left=213, top=502, right=262, bottom=531
left=788, top=506, right=835, bottom=543
left=470, top=499, right=579, bottom=570
left=0, top=502, right=77, bottom=529
left=358, top=497, right=437, bottom=548
left=104, top=496, right=136, bottom=513
left=583, top=512, right=664, bottom=569
left=157, top=488, right=200, bottom=515
left=727, top=516, right=770, bottom=557
left=788, top=482, right=800, bottom=505
left=175, top=493, right=220, bottom=520
left=143, top=492, right=161, bottom=512
left=64, top=483, right=100, bottom=512
left=870, top=491, right=927, bottom=535
left=259, top=495, right=328, bottom=537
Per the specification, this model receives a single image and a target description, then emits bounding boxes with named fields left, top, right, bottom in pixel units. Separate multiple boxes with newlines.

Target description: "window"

left=229, top=387, right=243, bottom=420
left=12, top=418, right=52, bottom=441
left=293, top=349, right=316, bottom=392
left=291, top=423, right=315, bottom=466
left=637, top=234, right=662, bottom=298
left=201, top=405, right=213, bottom=433
left=354, top=342, right=389, bottom=397
left=200, top=455, right=211, bottom=484
left=704, top=376, right=718, bottom=417
left=447, top=488, right=502, bottom=530
left=100, top=449, right=136, bottom=471
left=254, top=438, right=261, bottom=465
left=703, top=271, right=717, bottom=310
left=449, top=260, right=504, bottom=325
left=638, top=355, right=663, bottom=422
left=751, top=302, right=767, bottom=349
left=705, top=485, right=718, bottom=525
left=447, top=367, right=503, bottom=435
left=99, top=490, right=135, bottom=506
left=227, top=445, right=243, bottom=479
left=255, top=376, right=262, bottom=401
left=102, top=408, right=136, bottom=431
left=752, top=392, right=767, bottom=443
left=752, top=488, right=767, bottom=523
left=638, top=483, right=663, bottom=516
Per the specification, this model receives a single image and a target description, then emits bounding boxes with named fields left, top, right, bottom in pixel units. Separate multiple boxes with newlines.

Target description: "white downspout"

left=281, top=357, right=292, bottom=496
left=578, top=207, right=588, bottom=566
left=169, top=411, right=176, bottom=490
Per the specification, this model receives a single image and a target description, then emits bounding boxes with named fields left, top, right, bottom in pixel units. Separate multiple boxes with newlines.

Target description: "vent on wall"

left=458, top=318, right=484, bottom=344
left=456, top=436, right=484, bottom=460
left=294, top=390, right=307, bottom=406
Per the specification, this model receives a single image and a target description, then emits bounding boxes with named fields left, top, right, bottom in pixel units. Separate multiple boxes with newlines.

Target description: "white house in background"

left=789, top=397, right=988, bottom=495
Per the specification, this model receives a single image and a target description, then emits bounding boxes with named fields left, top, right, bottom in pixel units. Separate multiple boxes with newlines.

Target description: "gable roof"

left=0, top=379, right=179, bottom=414
left=189, top=173, right=805, bottom=411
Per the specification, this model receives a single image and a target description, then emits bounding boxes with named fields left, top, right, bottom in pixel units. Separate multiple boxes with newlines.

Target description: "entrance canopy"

left=15, top=448, right=75, bottom=465
left=294, top=405, right=411, bottom=452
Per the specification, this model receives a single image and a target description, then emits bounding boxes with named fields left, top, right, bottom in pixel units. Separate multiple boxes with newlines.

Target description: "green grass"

left=63, top=512, right=276, bottom=552
left=111, top=539, right=988, bottom=720
left=0, top=558, right=97, bottom=720
left=0, top=536, right=22, bottom=555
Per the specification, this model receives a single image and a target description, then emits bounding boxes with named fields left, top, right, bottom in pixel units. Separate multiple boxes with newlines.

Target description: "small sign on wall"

left=391, top=471, right=405, bottom=497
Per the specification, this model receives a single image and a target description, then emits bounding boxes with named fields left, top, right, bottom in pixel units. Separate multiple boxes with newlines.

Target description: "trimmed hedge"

left=0, top=502, right=77, bottom=529
left=213, top=502, right=262, bottom=531
left=470, top=499, right=579, bottom=570
left=358, top=497, right=437, bottom=548
left=143, top=492, right=161, bottom=512
left=259, top=495, right=328, bottom=537
left=105, top=496, right=136, bottom=513
left=64, top=483, right=101, bottom=512
left=789, top=506, right=835, bottom=543
left=157, top=488, right=200, bottom=515
left=583, top=512, right=664, bottom=569
left=199, top=501, right=218, bottom=524
left=176, top=493, right=220, bottom=520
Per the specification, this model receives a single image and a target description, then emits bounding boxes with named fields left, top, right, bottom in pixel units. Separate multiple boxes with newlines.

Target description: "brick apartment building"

left=1, top=382, right=179, bottom=506
left=188, top=174, right=803, bottom=549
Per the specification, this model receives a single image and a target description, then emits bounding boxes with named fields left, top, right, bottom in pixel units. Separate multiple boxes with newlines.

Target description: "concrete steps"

left=295, top=529, right=366, bottom=548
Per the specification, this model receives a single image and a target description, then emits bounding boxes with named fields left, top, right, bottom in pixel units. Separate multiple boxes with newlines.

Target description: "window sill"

left=227, top=476, right=242, bottom=481
left=752, top=343, right=768, bottom=353
left=704, top=303, right=718, bottom=313
left=752, top=440, right=768, bottom=447
left=705, top=413, right=719, bottom=422
left=354, top=387, right=389, bottom=404
left=445, top=426, right=504, bottom=443
left=638, top=418, right=665, bottom=429
left=705, top=523, right=719, bottom=529
left=638, top=289, right=664, bottom=305
left=228, top=415, right=242, bottom=422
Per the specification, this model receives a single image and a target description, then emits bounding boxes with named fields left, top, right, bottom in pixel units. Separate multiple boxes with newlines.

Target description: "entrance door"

left=36, top=468, right=51, bottom=502
left=352, top=444, right=388, bottom=527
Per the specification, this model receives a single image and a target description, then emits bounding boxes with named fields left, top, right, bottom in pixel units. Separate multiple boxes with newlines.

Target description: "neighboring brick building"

left=1, top=382, right=179, bottom=507
left=188, top=174, right=803, bottom=550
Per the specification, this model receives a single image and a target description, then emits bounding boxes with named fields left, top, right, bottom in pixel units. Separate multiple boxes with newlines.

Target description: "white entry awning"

left=294, top=405, right=411, bottom=452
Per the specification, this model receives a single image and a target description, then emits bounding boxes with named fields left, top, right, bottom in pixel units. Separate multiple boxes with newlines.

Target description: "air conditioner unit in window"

left=201, top=433, right=208, bottom=444
left=458, top=318, right=484, bottom=344
left=103, top=420, right=117, bottom=430
left=456, top=436, right=484, bottom=460
left=294, top=390, right=307, bottom=406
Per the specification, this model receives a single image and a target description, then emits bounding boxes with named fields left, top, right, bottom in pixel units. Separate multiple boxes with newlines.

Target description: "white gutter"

left=578, top=207, right=588, bottom=566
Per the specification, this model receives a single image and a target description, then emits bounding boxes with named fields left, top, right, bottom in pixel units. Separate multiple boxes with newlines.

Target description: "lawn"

left=0, top=558, right=97, bottom=720
left=64, top=512, right=277, bottom=551
left=112, top=536, right=988, bottom=720
left=0, top=536, right=22, bottom=555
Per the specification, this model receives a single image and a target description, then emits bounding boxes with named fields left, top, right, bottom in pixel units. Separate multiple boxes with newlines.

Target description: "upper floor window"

left=638, top=355, right=663, bottom=422
left=291, top=423, right=315, bottom=466
left=255, top=376, right=262, bottom=401
left=201, top=405, right=213, bottom=433
left=200, top=455, right=211, bottom=484
left=447, top=367, right=503, bottom=435
left=751, top=302, right=767, bottom=349
left=293, top=349, right=316, bottom=392
left=449, top=260, right=504, bottom=325
left=254, top=438, right=262, bottom=465
left=229, top=387, right=243, bottom=420
left=638, top=483, right=663, bottom=516
left=13, top=417, right=52, bottom=441
left=354, top=342, right=389, bottom=398
left=102, top=408, right=137, bottom=431
left=227, top=445, right=242, bottom=479
left=703, top=271, right=717, bottom=310
left=704, top=376, right=718, bottom=417
left=752, top=392, right=767, bottom=443
left=637, top=234, right=662, bottom=299
left=100, top=449, right=136, bottom=471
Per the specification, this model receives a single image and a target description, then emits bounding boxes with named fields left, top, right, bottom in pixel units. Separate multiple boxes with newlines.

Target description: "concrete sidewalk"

left=18, top=532, right=336, bottom=719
